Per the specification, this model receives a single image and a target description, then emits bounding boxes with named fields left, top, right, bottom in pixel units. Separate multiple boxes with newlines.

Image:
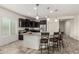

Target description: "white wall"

left=65, top=20, right=72, bottom=35
left=0, top=7, right=25, bottom=46
left=47, top=18, right=59, bottom=35
left=65, top=15, right=79, bottom=40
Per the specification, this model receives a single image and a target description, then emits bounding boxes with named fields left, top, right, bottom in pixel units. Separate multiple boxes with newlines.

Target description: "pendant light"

left=54, top=9, right=58, bottom=22
left=35, top=4, right=39, bottom=20
left=46, top=7, right=51, bottom=21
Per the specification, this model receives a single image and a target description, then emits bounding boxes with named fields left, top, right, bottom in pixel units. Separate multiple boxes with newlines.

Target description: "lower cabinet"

left=19, top=35, right=23, bottom=40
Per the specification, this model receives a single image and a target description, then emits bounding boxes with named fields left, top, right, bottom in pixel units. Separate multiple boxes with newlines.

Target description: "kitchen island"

left=23, top=33, right=41, bottom=50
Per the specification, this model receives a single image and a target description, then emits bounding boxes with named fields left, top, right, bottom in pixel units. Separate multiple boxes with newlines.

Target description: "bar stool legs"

left=40, top=43, right=49, bottom=54
left=47, top=43, right=49, bottom=54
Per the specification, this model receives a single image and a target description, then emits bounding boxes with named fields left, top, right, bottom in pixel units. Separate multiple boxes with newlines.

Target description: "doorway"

left=59, top=21, right=66, bottom=34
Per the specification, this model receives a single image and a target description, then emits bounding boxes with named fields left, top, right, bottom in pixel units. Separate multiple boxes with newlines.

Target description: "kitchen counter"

left=23, top=32, right=41, bottom=50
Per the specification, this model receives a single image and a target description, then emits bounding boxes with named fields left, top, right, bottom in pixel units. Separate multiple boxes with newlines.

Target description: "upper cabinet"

left=40, top=20, right=47, bottom=25
left=19, top=18, right=40, bottom=28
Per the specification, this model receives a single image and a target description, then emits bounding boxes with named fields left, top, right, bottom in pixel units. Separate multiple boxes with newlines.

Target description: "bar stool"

left=39, top=32, right=49, bottom=54
left=49, top=35, right=53, bottom=53
left=53, top=32, right=59, bottom=52
left=59, top=32, right=64, bottom=48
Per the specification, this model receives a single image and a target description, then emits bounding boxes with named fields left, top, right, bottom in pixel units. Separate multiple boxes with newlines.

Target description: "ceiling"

left=1, top=4, right=79, bottom=18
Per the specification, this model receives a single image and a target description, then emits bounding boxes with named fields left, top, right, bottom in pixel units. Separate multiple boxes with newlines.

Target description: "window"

left=0, top=17, right=16, bottom=36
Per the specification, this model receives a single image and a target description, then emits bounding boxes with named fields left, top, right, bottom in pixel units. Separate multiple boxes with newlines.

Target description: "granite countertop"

left=23, top=32, right=41, bottom=36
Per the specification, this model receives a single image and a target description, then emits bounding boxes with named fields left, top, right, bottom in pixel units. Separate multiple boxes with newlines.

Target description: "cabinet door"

left=19, top=18, right=25, bottom=27
left=40, top=20, right=47, bottom=24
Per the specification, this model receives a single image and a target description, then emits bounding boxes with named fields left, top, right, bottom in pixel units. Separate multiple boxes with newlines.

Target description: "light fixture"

left=35, top=4, right=39, bottom=20
left=55, top=18, right=58, bottom=22
left=47, top=17, right=50, bottom=21
left=45, top=16, right=50, bottom=21
left=33, top=7, right=37, bottom=10
left=35, top=16, right=39, bottom=20
left=46, top=7, right=51, bottom=21
left=50, top=10, right=53, bottom=13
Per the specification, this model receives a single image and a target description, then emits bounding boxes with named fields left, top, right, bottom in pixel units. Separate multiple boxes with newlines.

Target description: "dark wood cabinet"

left=19, top=18, right=23, bottom=27
left=19, top=18, right=26, bottom=27
left=40, top=20, right=47, bottom=24
left=18, top=35, right=23, bottom=40
left=19, top=18, right=40, bottom=28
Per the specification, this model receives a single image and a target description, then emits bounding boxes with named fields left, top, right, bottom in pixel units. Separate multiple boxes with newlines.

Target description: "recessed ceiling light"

left=47, top=18, right=50, bottom=21
left=50, top=10, right=53, bottom=13
left=35, top=16, right=39, bottom=20
left=55, top=19, right=58, bottom=22
left=33, top=7, right=37, bottom=10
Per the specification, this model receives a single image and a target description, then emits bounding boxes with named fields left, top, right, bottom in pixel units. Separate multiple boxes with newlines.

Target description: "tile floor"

left=0, top=35, right=79, bottom=54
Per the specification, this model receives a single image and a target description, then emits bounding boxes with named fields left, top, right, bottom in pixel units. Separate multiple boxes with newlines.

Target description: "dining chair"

left=39, top=32, right=49, bottom=54
left=49, top=37, right=54, bottom=52
left=53, top=32, right=59, bottom=52
left=59, top=32, right=64, bottom=48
